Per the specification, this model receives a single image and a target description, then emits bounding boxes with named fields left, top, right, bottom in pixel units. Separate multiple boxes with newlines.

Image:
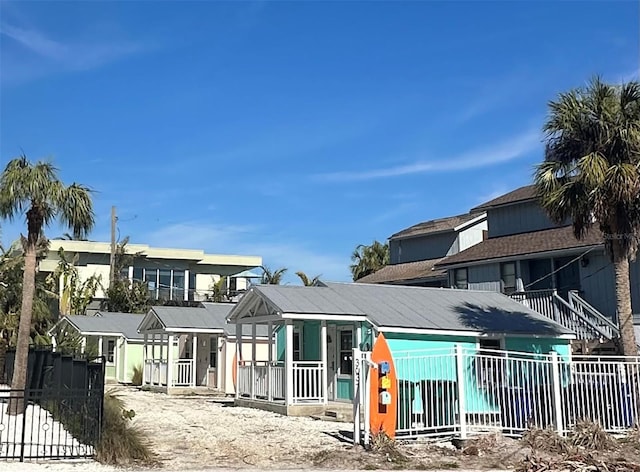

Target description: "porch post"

left=167, top=334, right=174, bottom=387
left=321, top=320, right=328, bottom=404
left=267, top=321, right=273, bottom=402
left=192, top=334, right=198, bottom=387
left=184, top=269, right=190, bottom=301
left=98, top=336, right=103, bottom=358
left=285, top=320, right=294, bottom=405
left=81, top=336, right=87, bottom=354
left=235, top=320, right=242, bottom=399
left=143, top=333, right=148, bottom=385
left=151, top=334, right=156, bottom=361
left=251, top=323, right=257, bottom=399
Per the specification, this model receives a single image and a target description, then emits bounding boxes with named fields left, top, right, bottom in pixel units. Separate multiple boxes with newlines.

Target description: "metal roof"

left=147, top=304, right=269, bottom=337
left=237, top=283, right=574, bottom=337
left=60, top=312, right=145, bottom=340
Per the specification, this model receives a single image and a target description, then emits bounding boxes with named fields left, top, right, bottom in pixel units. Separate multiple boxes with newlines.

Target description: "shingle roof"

left=390, top=213, right=483, bottom=240
left=62, top=312, right=145, bottom=340
left=149, top=304, right=269, bottom=337
left=356, top=258, right=447, bottom=284
left=472, top=185, right=537, bottom=211
left=243, top=283, right=573, bottom=337
left=436, top=225, right=604, bottom=267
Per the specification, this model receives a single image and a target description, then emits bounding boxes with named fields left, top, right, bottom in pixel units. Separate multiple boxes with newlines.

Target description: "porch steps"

left=310, top=404, right=363, bottom=423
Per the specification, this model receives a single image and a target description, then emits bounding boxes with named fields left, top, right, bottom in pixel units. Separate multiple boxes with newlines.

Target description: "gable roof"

left=390, top=212, right=484, bottom=240
left=53, top=312, right=145, bottom=340
left=229, top=283, right=574, bottom=338
left=141, top=304, right=269, bottom=337
left=436, top=225, right=603, bottom=268
left=472, top=185, right=537, bottom=211
left=355, top=258, right=447, bottom=284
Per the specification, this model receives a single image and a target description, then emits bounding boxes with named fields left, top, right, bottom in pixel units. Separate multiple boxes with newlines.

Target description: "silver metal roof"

left=61, top=312, right=145, bottom=340
left=147, top=304, right=268, bottom=337
left=240, top=283, right=574, bottom=337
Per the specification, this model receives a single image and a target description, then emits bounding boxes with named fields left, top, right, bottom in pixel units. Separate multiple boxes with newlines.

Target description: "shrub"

left=96, top=391, right=154, bottom=466
left=131, top=364, right=143, bottom=386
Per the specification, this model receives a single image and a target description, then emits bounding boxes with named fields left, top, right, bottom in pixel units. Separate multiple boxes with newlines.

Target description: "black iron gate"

left=0, top=347, right=105, bottom=460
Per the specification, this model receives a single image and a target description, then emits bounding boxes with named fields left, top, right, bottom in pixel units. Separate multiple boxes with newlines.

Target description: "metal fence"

left=0, top=388, right=103, bottom=460
left=355, top=347, right=640, bottom=443
left=0, top=346, right=105, bottom=461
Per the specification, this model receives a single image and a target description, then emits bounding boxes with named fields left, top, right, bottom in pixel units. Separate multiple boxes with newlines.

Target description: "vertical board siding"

left=579, top=251, right=616, bottom=319
left=468, top=263, right=502, bottom=292
left=488, top=203, right=560, bottom=238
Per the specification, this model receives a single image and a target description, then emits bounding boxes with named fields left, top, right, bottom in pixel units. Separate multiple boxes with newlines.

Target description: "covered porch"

left=228, top=286, right=369, bottom=415
left=138, top=305, right=230, bottom=393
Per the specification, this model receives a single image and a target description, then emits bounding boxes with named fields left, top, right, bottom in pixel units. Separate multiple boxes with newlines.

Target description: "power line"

left=523, top=246, right=597, bottom=289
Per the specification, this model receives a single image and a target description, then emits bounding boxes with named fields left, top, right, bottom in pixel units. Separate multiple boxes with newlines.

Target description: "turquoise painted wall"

left=303, top=322, right=320, bottom=360
left=386, top=332, right=573, bottom=421
left=337, top=377, right=353, bottom=400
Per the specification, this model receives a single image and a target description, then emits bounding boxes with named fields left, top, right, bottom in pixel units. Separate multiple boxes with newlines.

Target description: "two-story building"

left=434, top=186, right=640, bottom=347
left=356, top=212, right=487, bottom=286
left=40, top=240, right=263, bottom=315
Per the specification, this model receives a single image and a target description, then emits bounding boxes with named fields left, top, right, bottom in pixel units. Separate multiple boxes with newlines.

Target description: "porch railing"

left=173, top=359, right=194, bottom=387
left=143, top=359, right=168, bottom=386
left=237, top=361, right=324, bottom=404
left=292, top=361, right=324, bottom=404
left=568, top=290, right=620, bottom=339
left=510, top=289, right=615, bottom=340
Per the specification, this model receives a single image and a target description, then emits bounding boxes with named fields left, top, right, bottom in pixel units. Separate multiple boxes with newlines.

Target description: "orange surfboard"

left=232, top=350, right=242, bottom=390
left=369, top=333, right=397, bottom=439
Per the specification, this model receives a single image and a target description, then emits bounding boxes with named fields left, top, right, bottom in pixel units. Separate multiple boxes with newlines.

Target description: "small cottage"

left=227, top=282, right=575, bottom=416
left=137, top=302, right=270, bottom=394
left=49, top=312, right=145, bottom=384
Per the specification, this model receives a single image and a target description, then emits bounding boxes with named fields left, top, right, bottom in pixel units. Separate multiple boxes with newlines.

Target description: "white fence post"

left=455, top=345, right=467, bottom=439
left=550, top=351, right=564, bottom=434
left=363, top=351, right=371, bottom=448
left=353, top=348, right=361, bottom=445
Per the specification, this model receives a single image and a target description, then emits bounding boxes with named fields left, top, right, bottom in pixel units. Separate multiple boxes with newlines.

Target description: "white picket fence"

left=354, top=347, right=640, bottom=444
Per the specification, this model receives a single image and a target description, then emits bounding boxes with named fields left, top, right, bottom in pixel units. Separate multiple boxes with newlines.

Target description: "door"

left=196, top=335, right=211, bottom=387
left=335, top=327, right=354, bottom=402
left=527, top=259, right=553, bottom=291
left=554, top=257, right=581, bottom=300
left=327, top=325, right=337, bottom=400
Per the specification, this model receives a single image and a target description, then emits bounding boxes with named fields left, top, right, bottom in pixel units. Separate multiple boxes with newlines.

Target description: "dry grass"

left=369, top=431, right=408, bottom=464
left=131, top=364, right=142, bottom=386
left=96, top=391, right=155, bottom=466
left=568, top=420, right=617, bottom=451
left=523, top=427, right=571, bottom=454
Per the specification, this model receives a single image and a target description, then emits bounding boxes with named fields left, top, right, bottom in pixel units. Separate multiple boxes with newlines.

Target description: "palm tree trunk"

left=612, top=239, right=638, bottom=357
left=8, top=239, right=37, bottom=414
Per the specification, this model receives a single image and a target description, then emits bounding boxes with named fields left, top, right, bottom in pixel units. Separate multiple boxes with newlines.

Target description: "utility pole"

left=109, top=206, right=117, bottom=288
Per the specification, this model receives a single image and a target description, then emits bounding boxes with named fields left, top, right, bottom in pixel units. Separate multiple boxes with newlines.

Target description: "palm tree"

left=295, top=271, right=321, bottom=286
left=260, top=266, right=288, bottom=285
left=350, top=240, right=389, bottom=281
left=0, top=155, right=94, bottom=409
left=534, top=77, right=640, bottom=356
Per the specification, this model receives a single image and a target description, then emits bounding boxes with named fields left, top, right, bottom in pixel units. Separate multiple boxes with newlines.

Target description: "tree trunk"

left=612, top=239, right=638, bottom=357
left=8, top=240, right=37, bottom=414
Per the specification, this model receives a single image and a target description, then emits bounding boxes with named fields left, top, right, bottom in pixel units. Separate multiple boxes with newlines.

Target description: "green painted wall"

left=125, top=342, right=144, bottom=383
left=105, top=365, right=116, bottom=379
left=337, top=377, right=353, bottom=400
left=303, top=321, right=320, bottom=360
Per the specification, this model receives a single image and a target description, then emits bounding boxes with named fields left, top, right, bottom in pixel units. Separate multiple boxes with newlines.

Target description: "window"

left=134, top=268, right=187, bottom=301
left=454, top=268, right=468, bottom=289
left=293, top=331, right=301, bottom=361
left=476, top=338, right=503, bottom=387
left=339, top=330, right=353, bottom=376
left=173, top=270, right=185, bottom=301
left=228, top=277, right=238, bottom=295
left=106, top=340, right=115, bottom=364
left=209, top=337, right=218, bottom=368
left=144, top=268, right=158, bottom=298
left=500, top=262, right=517, bottom=295
left=159, top=269, right=171, bottom=300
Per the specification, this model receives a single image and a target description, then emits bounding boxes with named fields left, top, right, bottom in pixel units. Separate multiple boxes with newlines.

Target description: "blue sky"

left=0, top=0, right=638, bottom=284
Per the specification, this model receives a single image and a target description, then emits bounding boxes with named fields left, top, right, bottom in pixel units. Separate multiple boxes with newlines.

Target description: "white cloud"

left=0, top=21, right=151, bottom=83
left=143, top=222, right=352, bottom=283
left=315, top=128, right=542, bottom=183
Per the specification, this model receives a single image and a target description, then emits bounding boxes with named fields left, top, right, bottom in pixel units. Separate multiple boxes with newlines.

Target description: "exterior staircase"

left=510, top=289, right=620, bottom=342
